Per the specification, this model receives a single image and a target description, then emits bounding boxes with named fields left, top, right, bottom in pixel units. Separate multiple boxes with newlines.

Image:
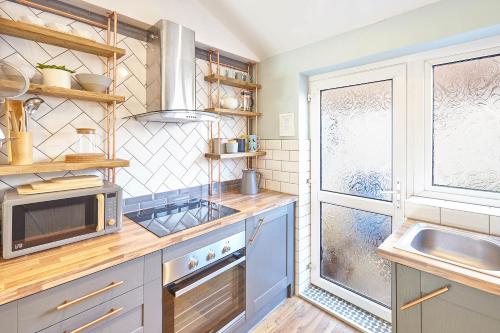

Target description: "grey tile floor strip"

left=301, top=285, right=392, bottom=333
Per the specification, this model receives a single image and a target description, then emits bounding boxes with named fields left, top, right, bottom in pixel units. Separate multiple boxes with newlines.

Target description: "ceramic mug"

left=236, top=138, right=245, bottom=152
left=247, top=134, right=258, bottom=152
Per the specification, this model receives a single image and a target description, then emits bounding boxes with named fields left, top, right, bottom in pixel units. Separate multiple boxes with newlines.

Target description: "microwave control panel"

left=105, top=192, right=119, bottom=228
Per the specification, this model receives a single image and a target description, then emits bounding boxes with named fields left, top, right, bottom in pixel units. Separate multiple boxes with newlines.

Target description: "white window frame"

left=308, top=35, right=500, bottom=209
left=409, top=42, right=500, bottom=208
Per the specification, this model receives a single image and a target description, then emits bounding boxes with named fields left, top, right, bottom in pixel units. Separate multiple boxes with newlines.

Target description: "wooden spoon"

left=9, top=110, right=19, bottom=133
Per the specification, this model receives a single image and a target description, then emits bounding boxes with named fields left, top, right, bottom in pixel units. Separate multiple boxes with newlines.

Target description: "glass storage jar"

left=76, top=128, right=97, bottom=154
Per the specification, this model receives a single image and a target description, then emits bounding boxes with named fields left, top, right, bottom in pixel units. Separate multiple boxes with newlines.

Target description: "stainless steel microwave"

left=2, top=182, right=122, bottom=259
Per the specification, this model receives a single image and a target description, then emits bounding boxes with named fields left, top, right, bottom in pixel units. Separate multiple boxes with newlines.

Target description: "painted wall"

left=257, top=0, right=500, bottom=140
left=82, top=0, right=259, bottom=61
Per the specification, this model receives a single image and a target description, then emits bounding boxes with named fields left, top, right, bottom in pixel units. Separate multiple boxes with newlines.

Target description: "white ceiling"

left=199, top=0, right=440, bottom=59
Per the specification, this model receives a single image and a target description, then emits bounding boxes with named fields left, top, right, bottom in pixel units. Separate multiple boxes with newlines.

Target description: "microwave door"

left=11, top=194, right=103, bottom=252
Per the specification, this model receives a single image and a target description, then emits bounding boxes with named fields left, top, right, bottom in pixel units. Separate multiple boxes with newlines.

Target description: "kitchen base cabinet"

left=242, top=203, right=295, bottom=331
left=6, top=251, right=162, bottom=333
left=0, top=301, right=17, bottom=333
left=394, top=263, right=500, bottom=333
left=39, top=286, right=144, bottom=333
left=18, top=257, right=144, bottom=333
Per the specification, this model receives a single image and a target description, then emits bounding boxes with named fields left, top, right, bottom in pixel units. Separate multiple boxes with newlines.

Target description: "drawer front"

left=421, top=272, right=500, bottom=322
left=19, top=257, right=144, bottom=333
left=39, top=286, right=144, bottom=333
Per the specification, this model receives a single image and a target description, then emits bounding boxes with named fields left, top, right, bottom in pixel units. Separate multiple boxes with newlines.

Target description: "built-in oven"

left=2, top=182, right=122, bottom=259
left=163, top=231, right=246, bottom=333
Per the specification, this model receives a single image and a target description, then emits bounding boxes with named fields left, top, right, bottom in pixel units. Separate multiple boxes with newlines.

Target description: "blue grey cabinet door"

left=246, top=204, right=294, bottom=319
left=394, top=264, right=421, bottom=333
left=0, top=301, right=17, bottom=333
left=420, top=272, right=500, bottom=333
left=395, top=264, right=500, bottom=333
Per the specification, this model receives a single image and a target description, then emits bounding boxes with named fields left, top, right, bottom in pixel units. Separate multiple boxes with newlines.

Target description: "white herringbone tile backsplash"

left=0, top=1, right=246, bottom=198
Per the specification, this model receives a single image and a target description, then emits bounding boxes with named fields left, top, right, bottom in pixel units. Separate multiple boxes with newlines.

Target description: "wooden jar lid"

left=65, top=153, right=105, bottom=163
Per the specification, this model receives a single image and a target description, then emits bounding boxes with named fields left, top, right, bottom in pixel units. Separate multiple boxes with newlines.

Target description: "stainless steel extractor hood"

left=129, top=20, right=217, bottom=123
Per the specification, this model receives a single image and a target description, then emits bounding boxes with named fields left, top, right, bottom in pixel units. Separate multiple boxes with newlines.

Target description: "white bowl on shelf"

left=220, top=96, right=239, bottom=110
left=75, top=73, right=112, bottom=93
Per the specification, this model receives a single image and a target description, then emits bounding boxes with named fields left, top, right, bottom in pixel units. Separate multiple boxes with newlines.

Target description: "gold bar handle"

left=248, top=218, right=265, bottom=245
left=56, top=281, right=124, bottom=311
left=65, top=307, right=123, bottom=333
left=400, top=286, right=449, bottom=311
left=96, top=193, right=105, bottom=232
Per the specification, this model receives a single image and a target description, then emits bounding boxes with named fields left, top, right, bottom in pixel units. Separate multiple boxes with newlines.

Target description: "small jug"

left=240, top=169, right=261, bottom=195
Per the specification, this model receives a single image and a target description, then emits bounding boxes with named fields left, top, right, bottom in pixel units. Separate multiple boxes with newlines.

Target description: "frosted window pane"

left=433, top=55, right=500, bottom=192
left=320, top=203, right=392, bottom=307
left=320, top=80, right=392, bottom=201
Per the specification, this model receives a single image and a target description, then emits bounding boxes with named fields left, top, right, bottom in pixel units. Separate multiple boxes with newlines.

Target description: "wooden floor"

left=251, top=297, right=361, bottom=333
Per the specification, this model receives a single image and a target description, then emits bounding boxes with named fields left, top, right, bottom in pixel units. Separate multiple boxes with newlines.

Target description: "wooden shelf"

left=0, top=159, right=129, bottom=176
left=204, top=107, right=262, bottom=117
left=28, top=83, right=125, bottom=103
left=205, top=151, right=266, bottom=160
left=204, top=74, right=261, bottom=90
left=0, top=17, right=126, bottom=59
left=0, top=80, right=125, bottom=103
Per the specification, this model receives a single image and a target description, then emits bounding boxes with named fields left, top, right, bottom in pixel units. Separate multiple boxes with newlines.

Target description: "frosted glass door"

left=321, top=80, right=393, bottom=201
left=310, top=65, right=406, bottom=322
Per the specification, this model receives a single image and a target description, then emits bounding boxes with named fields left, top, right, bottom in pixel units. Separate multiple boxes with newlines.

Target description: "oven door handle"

left=167, top=256, right=245, bottom=297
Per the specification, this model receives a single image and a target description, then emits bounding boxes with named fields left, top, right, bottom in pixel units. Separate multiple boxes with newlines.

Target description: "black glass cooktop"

left=125, top=199, right=240, bottom=237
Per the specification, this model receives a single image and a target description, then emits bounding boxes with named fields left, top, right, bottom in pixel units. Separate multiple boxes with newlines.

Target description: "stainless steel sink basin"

left=395, top=223, right=500, bottom=277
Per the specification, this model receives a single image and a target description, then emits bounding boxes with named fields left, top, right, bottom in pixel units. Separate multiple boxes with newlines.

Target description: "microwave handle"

left=167, top=255, right=245, bottom=297
left=96, top=194, right=105, bottom=232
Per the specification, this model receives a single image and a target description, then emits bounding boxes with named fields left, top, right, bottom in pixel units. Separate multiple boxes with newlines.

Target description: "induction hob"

left=125, top=198, right=240, bottom=237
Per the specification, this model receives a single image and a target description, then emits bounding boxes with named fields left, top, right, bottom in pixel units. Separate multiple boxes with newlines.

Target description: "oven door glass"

left=164, top=252, right=246, bottom=333
left=11, top=194, right=101, bottom=252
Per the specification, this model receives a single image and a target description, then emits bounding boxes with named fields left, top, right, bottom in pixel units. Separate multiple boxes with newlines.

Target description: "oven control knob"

left=206, top=250, right=216, bottom=261
left=222, top=244, right=231, bottom=254
left=188, top=257, right=199, bottom=269
left=107, top=218, right=116, bottom=226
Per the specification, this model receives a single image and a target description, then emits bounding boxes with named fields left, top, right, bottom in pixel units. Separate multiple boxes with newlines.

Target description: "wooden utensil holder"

left=10, top=131, right=33, bottom=165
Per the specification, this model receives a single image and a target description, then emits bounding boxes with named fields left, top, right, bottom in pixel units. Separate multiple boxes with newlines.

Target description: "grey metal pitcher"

left=240, top=169, right=261, bottom=195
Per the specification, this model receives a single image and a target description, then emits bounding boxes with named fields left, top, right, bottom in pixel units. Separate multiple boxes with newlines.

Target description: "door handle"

left=248, top=218, right=265, bottom=245
left=96, top=194, right=104, bottom=231
left=381, top=180, right=401, bottom=208
left=65, top=307, right=123, bottom=333
left=167, top=256, right=246, bottom=297
left=400, top=286, right=449, bottom=311
left=56, top=281, right=124, bottom=310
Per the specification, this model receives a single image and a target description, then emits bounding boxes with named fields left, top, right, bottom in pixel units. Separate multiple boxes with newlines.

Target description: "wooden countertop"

left=0, top=190, right=296, bottom=306
left=378, top=219, right=500, bottom=296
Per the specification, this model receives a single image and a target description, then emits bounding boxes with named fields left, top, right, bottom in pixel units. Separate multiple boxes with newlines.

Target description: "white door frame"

left=309, top=64, right=407, bottom=322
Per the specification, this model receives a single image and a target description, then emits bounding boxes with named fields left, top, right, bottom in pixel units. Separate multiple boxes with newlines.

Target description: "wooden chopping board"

left=17, top=175, right=103, bottom=195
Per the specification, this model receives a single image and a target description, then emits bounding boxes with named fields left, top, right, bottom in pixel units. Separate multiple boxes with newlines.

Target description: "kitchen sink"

left=395, top=223, right=500, bottom=277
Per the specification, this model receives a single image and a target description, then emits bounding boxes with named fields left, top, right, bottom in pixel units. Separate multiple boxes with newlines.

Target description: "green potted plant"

left=36, top=63, right=75, bottom=89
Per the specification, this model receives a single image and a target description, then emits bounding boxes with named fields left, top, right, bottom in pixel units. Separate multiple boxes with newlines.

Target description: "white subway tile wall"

left=404, top=197, right=500, bottom=235
left=491, top=216, right=500, bottom=236
left=258, top=139, right=311, bottom=292
left=0, top=1, right=247, bottom=198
